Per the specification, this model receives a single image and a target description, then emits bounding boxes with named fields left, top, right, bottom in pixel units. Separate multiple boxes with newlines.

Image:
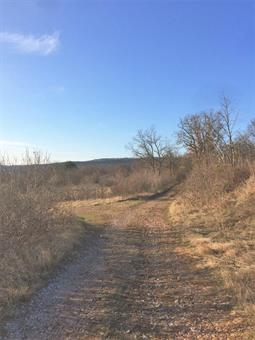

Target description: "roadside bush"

left=183, top=159, right=251, bottom=207
left=0, top=155, right=83, bottom=320
left=111, top=168, right=172, bottom=195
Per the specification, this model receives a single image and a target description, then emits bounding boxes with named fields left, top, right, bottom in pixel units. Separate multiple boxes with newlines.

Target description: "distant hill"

left=49, top=158, right=137, bottom=168
left=73, top=158, right=136, bottom=167
left=0, top=158, right=137, bottom=168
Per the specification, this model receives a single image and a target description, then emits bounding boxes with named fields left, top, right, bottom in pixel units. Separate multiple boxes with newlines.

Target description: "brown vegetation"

left=167, top=98, right=255, bottom=326
left=48, top=161, right=180, bottom=201
left=170, top=168, right=255, bottom=314
left=0, top=153, right=84, bottom=320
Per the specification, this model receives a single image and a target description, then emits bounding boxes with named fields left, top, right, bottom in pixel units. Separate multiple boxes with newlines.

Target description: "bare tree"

left=234, top=118, right=255, bottom=161
left=235, top=133, right=255, bottom=161
left=128, top=127, right=166, bottom=174
left=218, top=96, right=237, bottom=165
left=178, top=97, right=240, bottom=165
left=163, top=144, right=179, bottom=176
left=177, top=111, right=223, bottom=159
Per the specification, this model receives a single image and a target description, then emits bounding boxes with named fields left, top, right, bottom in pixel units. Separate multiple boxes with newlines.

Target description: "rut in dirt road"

left=3, top=198, right=249, bottom=339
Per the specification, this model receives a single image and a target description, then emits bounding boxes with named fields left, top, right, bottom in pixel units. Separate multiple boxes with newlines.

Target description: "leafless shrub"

left=111, top=167, right=171, bottom=195
left=0, top=152, right=83, bottom=320
left=183, top=159, right=251, bottom=207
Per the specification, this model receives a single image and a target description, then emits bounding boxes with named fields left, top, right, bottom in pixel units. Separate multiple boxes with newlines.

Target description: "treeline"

left=128, top=97, right=255, bottom=206
left=178, top=97, right=255, bottom=164
left=129, top=97, right=255, bottom=171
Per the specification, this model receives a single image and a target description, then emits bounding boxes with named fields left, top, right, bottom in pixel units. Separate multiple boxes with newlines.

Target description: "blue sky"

left=0, top=0, right=254, bottom=162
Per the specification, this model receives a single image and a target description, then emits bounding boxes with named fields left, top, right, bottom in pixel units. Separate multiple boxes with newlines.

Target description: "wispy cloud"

left=0, top=140, right=29, bottom=147
left=0, top=31, right=59, bottom=55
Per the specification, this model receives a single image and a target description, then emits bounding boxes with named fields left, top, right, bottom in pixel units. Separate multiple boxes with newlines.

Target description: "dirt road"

left=3, top=195, right=250, bottom=339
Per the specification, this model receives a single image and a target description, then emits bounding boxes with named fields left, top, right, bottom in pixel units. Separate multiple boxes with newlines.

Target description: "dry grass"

left=64, top=196, right=144, bottom=226
left=169, top=173, right=255, bottom=320
left=0, top=158, right=88, bottom=322
left=0, top=190, right=85, bottom=321
left=52, top=164, right=175, bottom=201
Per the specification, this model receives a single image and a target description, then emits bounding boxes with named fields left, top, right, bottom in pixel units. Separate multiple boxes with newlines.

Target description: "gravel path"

left=2, top=198, right=251, bottom=339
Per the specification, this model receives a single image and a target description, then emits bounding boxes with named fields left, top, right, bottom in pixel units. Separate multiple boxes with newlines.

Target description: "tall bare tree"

left=128, top=127, right=166, bottom=174
left=218, top=96, right=237, bottom=165
left=178, top=97, right=240, bottom=164
left=177, top=111, right=223, bottom=159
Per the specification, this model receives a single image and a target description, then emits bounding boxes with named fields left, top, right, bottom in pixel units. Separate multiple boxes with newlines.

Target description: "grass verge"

left=169, top=176, right=255, bottom=326
left=0, top=205, right=87, bottom=323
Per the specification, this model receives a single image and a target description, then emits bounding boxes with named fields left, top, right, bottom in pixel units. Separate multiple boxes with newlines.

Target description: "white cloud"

left=0, top=140, right=29, bottom=147
left=0, top=31, right=59, bottom=55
